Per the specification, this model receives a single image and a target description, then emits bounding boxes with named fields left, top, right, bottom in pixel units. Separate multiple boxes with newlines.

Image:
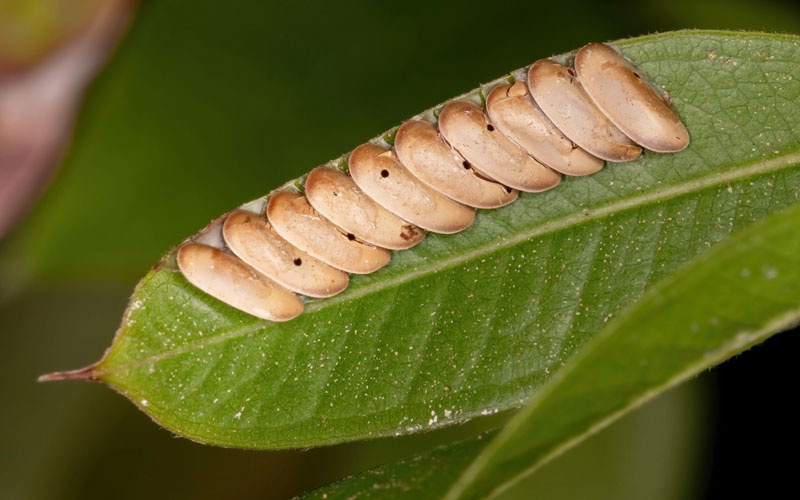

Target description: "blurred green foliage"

left=2, top=0, right=799, bottom=498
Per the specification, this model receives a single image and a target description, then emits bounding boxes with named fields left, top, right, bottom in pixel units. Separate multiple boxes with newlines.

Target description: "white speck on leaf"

left=762, top=266, right=778, bottom=279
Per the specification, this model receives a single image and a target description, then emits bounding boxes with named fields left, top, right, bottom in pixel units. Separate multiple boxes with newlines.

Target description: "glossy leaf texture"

left=52, top=30, right=800, bottom=449
left=304, top=198, right=800, bottom=499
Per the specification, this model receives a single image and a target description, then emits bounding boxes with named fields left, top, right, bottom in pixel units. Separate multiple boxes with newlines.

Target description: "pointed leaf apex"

left=38, top=364, right=101, bottom=383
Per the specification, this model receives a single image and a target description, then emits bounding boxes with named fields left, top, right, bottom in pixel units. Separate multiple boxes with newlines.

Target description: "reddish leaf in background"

left=0, top=0, right=136, bottom=240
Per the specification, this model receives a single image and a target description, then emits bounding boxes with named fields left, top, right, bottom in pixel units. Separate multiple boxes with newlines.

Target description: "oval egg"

left=574, top=42, right=690, bottom=153
left=527, top=59, right=642, bottom=162
left=223, top=209, right=349, bottom=298
left=485, top=82, right=604, bottom=176
left=267, top=191, right=391, bottom=274
left=305, top=167, right=426, bottom=250
left=438, top=100, right=562, bottom=192
left=177, top=243, right=304, bottom=322
left=348, top=143, right=476, bottom=234
left=394, top=120, right=519, bottom=208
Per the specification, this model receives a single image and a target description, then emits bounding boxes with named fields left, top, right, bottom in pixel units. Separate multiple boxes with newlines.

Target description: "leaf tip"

left=38, top=364, right=100, bottom=383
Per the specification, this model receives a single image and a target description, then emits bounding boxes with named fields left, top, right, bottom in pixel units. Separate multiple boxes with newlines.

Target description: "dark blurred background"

left=1, top=1, right=798, bottom=498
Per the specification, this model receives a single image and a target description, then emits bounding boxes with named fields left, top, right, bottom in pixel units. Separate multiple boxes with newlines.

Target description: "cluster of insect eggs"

left=177, top=42, right=690, bottom=322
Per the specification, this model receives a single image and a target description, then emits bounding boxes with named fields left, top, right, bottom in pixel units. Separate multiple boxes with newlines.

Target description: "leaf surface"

left=447, top=194, right=800, bottom=498
left=304, top=198, right=800, bottom=498
left=49, top=30, right=800, bottom=449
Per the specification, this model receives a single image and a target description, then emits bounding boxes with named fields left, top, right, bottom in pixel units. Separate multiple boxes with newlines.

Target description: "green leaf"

left=304, top=199, right=800, bottom=499
left=43, top=30, right=800, bottom=451
left=303, top=432, right=497, bottom=499
left=447, top=195, right=800, bottom=499
left=302, top=432, right=497, bottom=500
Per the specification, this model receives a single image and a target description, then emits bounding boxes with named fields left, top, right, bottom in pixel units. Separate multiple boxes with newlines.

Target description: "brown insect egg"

left=485, top=82, right=604, bottom=176
left=222, top=210, right=349, bottom=298
left=574, top=43, right=690, bottom=153
left=176, top=243, right=304, bottom=321
left=437, top=100, right=562, bottom=192
left=305, top=167, right=426, bottom=250
left=527, top=59, right=642, bottom=162
left=266, top=191, right=391, bottom=274
left=394, top=120, right=519, bottom=208
left=348, top=143, right=476, bottom=234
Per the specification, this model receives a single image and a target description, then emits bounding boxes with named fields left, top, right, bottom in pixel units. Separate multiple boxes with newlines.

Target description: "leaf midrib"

left=104, top=148, right=800, bottom=375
